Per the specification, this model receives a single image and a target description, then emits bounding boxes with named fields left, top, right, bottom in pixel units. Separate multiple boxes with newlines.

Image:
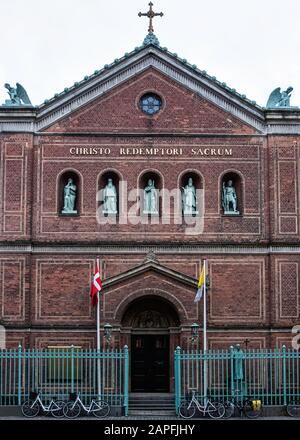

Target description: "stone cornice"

left=1, top=243, right=300, bottom=254
left=3, top=326, right=295, bottom=332
left=1, top=45, right=300, bottom=135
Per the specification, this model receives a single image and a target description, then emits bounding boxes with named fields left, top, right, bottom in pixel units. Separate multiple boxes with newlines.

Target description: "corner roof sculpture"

left=266, top=87, right=294, bottom=109
left=3, top=83, right=32, bottom=106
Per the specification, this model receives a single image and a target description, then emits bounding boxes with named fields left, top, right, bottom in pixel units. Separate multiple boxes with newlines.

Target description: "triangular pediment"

left=102, top=258, right=198, bottom=289
left=2, top=41, right=300, bottom=134
left=33, top=44, right=265, bottom=133
left=41, top=67, right=259, bottom=134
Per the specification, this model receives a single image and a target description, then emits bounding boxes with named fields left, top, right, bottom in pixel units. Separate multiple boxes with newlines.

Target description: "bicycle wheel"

left=244, top=400, right=262, bottom=419
left=222, top=401, right=235, bottom=419
left=51, top=400, right=65, bottom=418
left=178, top=401, right=196, bottom=418
left=63, top=401, right=81, bottom=419
left=286, top=402, right=300, bottom=417
left=207, top=401, right=225, bottom=419
left=92, top=401, right=110, bottom=418
left=21, top=400, right=40, bottom=418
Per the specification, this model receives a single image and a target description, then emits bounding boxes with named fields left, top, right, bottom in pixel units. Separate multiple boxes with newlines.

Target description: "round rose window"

left=140, top=93, right=162, bottom=115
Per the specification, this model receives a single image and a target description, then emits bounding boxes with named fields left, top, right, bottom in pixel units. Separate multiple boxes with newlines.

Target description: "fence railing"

left=0, top=345, right=129, bottom=415
left=174, top=346, right=300, bottom=413
left=2, top=344, right=300, bottom=415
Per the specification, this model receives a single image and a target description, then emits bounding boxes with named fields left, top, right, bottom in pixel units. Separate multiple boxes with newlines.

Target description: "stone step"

left=129, top=393, right=174, bottom=400
left=130, top=405, right=175, bottom=410
left=128, top=410, right=176, bottom=417
left=129, top=402, right=174, bottom=406
left=129, top=393, right=175, bottom=400
left=129, top=393, right=175, bottom=412
left=129, top=399, right=174, bottom=404
left=129, top=399, right=174, bottom=405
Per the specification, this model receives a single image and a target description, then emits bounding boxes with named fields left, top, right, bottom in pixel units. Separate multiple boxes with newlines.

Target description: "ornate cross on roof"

left=138, top=2, right=164, bottom=34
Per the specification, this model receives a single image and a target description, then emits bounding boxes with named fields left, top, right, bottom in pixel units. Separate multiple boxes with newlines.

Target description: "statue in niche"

left=266, top=87, right=294, bottom=108
left=143, top=179, right=158, bottom=214
left=62, top=178, right=77, bottom=214
left=182, top=177, right=197, bottom=214
left=222, top=180, right=239, bottom=215
left=3, top=83, right=32, bottom=106
left=103, top=178, right=117, bottom=214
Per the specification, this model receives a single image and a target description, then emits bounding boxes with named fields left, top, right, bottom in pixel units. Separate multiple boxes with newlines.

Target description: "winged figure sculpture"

left=266, top=87, right=293, bottom=108
left=3, top=83, right=32, bottom=106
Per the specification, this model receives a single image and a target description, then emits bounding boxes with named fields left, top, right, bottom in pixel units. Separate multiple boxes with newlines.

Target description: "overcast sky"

left=1, top=0, right=300, bottom=108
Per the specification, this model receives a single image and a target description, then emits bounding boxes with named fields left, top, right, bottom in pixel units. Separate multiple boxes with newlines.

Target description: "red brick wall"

left=0, top=254, right=30, bottom=327
left=268, top=136, right=300, bottom=241
left=269, top=254, right=300, bottom=328
left=0, top=68, right=299, bottom=350
left=31, top=135, right=267, bottom=243
left=0, top=134, right=33, bottom=241
left=0, top=254, right=270, bottom=335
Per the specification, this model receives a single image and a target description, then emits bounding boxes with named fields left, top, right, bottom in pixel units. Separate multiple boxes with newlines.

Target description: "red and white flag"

left=90, top=260, right=102, bottom=306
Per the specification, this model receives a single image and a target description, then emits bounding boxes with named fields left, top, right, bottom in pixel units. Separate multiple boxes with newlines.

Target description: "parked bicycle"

left=21, top=391, right=65, bottom=418
left=223, top=391, right=263, bottom=419
left=286, top=401, right=300, bottom=417
left=63, top=393, right=110, bottom=418
left=178, top=391, right=225, bottom=419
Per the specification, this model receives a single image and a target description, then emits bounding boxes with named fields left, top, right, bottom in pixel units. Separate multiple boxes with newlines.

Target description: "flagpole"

left=203, top=259, right=208, bottom=402
left=97, top=258, right=101, bottom=399
left=203, top=259, right=207, bottom=352
left=97, top=274, right=100, bottom=351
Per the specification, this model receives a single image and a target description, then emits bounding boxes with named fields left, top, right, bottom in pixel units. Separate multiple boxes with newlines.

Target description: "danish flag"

left=90, top=260, right=102, bottom=306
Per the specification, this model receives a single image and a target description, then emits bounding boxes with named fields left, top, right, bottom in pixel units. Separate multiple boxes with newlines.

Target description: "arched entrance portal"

left=121, top=296, right=180, bottom=393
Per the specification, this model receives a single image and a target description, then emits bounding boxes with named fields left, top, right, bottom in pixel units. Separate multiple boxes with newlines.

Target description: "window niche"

left=98, top=171, right=120, bottom=216
left=221, top=172, right=243, bottom=216
left=180, top=172, right=203, bottom=216
left=59, top=171, right=80, bottom=216
left=139, top=171, right=162, bottom=216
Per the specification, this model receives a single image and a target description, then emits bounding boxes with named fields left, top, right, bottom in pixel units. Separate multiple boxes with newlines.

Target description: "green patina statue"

left=222, top=180, right=239, bottom=215
left=143, top=179, right=158, bottom=214
left=266, top=87, right=294, bottom=108
left=62, top=178, right=77, bottom=215
left=232, top=344, right=248, bottom=397
left=233, top=344, right=244, bottom=381
left=103, top=178, right=118, bottom=214
left=3, top=83, right=32, bottom=106
left=182, top=177, right=197, bottom=215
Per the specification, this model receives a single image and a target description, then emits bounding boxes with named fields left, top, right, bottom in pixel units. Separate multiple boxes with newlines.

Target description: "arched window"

left=179, top=171, right=203, bottom=216
left=139, top=171, right=163, bottom=216
left=98, top=170, right=120, bottom=216
left=59, top=170, right=80, bottom=216
left=221, top=171, right=243, bottom=215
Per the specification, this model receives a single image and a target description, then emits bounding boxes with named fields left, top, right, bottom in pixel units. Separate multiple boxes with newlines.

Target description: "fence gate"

left=174, top=345, right=300, bottom=413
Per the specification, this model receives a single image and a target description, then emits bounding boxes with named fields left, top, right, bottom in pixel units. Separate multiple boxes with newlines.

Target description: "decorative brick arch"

left=114, top=287, right=188, bottom=324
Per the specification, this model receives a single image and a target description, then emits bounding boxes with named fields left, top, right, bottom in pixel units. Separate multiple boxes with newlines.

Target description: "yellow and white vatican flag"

left=194, top=260, right=208, bottom=400
left=194, top=263, right=205, bottom=302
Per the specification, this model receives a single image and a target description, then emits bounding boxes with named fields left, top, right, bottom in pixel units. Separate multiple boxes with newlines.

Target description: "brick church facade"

left=0, top=33, right=300, bottom=391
